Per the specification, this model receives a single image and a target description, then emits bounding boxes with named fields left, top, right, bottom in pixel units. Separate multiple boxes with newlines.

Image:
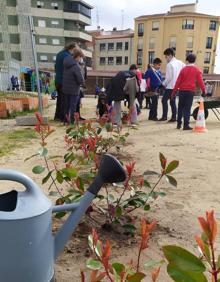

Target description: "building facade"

left=91, top=28, right=134, bottom=72
left=0, top=0, right=93, bottom=70
left=133, top=3, right=220, bottom=74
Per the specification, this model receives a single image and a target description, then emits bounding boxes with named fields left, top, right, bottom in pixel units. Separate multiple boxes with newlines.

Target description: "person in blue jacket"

left=144, top=58, right=163, bottom=121
left=54, top=42, right=77, bottom=122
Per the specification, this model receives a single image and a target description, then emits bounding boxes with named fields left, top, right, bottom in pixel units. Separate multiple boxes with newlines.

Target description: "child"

left=144, top=58, right=163, bottom=121
left=172, top=53, right=206, bottom=130
left=96, top=87, right=108, bottom=118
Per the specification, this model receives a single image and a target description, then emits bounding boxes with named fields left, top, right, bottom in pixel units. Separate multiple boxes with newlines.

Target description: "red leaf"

left=151, top=267, right=161, bottom=282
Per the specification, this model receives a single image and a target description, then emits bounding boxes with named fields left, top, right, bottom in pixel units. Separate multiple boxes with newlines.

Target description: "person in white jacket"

left=159, top=48, right=185, bottom=122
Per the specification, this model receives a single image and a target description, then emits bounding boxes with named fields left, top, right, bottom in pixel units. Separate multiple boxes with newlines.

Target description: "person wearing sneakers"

left=172, top=53, right=206, bottom=130
left=159, top=48, right=185, bottom=122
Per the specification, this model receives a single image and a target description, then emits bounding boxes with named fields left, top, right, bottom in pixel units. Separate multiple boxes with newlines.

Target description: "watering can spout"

left=54, top=154, right=126, bottom=259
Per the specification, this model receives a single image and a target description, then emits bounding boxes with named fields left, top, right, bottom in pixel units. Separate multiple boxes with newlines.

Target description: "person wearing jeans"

left=172, top=53, right=206, bottom=130
left=159, top=48, right=185, bottom=122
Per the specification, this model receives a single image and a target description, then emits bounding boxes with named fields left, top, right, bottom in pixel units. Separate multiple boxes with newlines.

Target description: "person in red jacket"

left=172, top=53, right=206, bottom=130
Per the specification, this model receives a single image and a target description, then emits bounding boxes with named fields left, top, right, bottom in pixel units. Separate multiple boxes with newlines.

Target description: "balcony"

left=63, top=12, right=91, bottom=26
left=64, top=29, right=92, bottom=42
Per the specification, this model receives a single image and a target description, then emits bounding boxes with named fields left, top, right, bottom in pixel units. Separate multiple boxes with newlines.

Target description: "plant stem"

left=105, top=186, right=113, bottom=222
left=136, top=243, right=142, bottom=272
left=116, top=177, right=130, bottom=207
left=210, top=241, right=218, bottom=282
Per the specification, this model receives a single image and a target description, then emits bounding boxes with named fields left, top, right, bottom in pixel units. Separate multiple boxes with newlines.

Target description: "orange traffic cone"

left=193, top=97, right=207, bottom=133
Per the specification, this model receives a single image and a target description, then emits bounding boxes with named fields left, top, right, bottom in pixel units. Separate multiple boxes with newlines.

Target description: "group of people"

left=105, top=48, right=206, bottom=130
left=54, top=42, right=87, bottom=124
left=54, top=43, right=207, bottom=130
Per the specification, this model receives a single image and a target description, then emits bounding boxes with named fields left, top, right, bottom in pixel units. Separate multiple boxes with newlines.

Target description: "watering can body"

left=0, top=172, right=54, bottom=282
left=0, top=154, right=126, bottom=282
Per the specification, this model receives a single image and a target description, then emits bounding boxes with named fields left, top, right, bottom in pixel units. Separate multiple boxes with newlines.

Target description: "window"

left=169, top=36, right=177, bottom=49
left=53, top=55, right=56, bottom=61
left=40, top=55, right=48, bottom=61
left=203, top=67, right=209, bottom=74
left=148, top=51, right=155, bottom=64
left=182, top=19, right=194, bottom=29
left=108, top=43, right=114, bottom=51
left=9, top=34, right=20, bottom=44
left=152, top=21, right=159, bottom=31
left=100, top=57, right=106, bottom=65
left=100, top=43, right=106, bottom=51
left=52, top=38, right=60, bottom=45
left=108, top=57, right=114, bottom=65
left=51, top=2, right=58, bottom=9
left=51, top=20, right=59, bottom=25
left=137, top=50, right=142, bottom=65
left=38, top=20, right=46, bottom=27
left=37, top=1, right=44, bottom=8
left=116, top=57, right=122, bottom=65
left=64, top=2, right=91, bottom=18
left=187, top=36, right=193, bottom=49
left=39, top=37, right=47, bottom=44
left=138, top=23, right=144, bottom=36
left=149, top=37, right=155, bottom=49
left=11, top=51, right=21, bottom=61
left=206, top=37, right=213, bottom=49
left=209, top=21, right=217, bottom=31
left=186, top=50, right=193, bottom=57
left=116, top=42, right=123, bottom=51
left=125, top=42, right=129, bottom=50
left=204, top=52, right=211, bottom=64
left=124, top=56, right=128, bottom=65
left=137, top=38, right=143, bottom=50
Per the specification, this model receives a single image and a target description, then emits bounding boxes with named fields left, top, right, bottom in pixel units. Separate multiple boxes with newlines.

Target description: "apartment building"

left=134, top=3, right=220, bottom=74
left=91, top=28, right=134, bottom=72
left=0, top=0, right=93, bottom=70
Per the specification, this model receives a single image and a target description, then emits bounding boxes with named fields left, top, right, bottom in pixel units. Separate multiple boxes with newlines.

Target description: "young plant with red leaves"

left=163, top=210, right=220, bottom=282
left=82, top=219, right=161, bottom=282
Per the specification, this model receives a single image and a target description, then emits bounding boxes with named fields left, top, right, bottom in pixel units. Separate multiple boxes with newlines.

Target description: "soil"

left=0, top=97, right=220, bottom=282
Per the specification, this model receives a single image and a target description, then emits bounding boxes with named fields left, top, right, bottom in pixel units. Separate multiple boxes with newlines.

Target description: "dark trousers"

left=177, top=91, right=194, bottom=128
left=162, top=89, right=176, bottom=119
left=149, top=95, right=158, bottom=119
left=54, top=83, right=65, bottom=122
left=138, top=92, right=145, bottom=109
left=64, top=94, right=79, bottom=124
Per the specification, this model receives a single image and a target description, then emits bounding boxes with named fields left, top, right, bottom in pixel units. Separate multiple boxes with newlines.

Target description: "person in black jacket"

left=62, top=49, right=85, bottom=124
left=106, top=65, right=137, bottom=125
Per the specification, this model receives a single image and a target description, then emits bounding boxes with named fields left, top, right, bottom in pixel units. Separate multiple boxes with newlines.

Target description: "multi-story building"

left=0, top=0, right=93, bottom=71
left=91, top=28, right=134, bottom=72
left=134, top=3, right=220, bottom=74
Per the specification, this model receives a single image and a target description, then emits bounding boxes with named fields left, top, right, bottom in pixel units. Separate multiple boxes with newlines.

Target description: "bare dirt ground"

left=0, top=97, right=220, bottom=281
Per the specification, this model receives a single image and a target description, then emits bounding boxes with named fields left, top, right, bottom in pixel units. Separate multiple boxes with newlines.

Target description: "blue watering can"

left=0, top=154, right=126, bottom=282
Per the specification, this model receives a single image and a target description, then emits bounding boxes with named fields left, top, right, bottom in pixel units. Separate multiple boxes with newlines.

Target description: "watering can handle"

left=0, top=169, right=41, bottom=197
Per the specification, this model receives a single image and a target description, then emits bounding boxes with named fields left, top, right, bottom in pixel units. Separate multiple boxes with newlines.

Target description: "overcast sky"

left=86, top=0, right=220, bottom=73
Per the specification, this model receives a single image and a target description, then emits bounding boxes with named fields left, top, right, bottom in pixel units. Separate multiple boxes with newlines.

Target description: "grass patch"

left=0, top=128, right=37, bottom=157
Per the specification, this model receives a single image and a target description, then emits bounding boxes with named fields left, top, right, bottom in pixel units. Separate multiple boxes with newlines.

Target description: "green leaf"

left=203, top=243, right=211, bottom=263
left=127, top=272, right=146, bottom=282
left=24, top=153, right=39, bottom=162
left=32, top=165, right=45, bottom=174
left=163, top=245, right=206, bottom=272
left=159, top=152, right=166, bottom=169
left=144, top=260, right=164, bottom=270
left=56, top=171, right=63, bottom=184
left=108, top=194, right=115, bottom=203
left=123, top=224, right=136, bottom=235
left=62, top=167, right=77, bottom=179
left=97, top=127, right=102, bottom=135
left=86, top=259, right=102, bottom=270
left=38, top=147, right=48, bottom=157
left=165, top=160, right=179, bottom=174
left=55, top=211, right=66, bottom=218
left=144, top=204, right=150, bottom=211
left=48, top=191, right=59, bottom=197
left=167, top=263, right=208, bottom=282
left=144, top=180, right=151, bottom=188
left=42, top=171, right=53, bottom=184
left=115, top=206, right=122, bottom=218
left=166, top=175, right=177, bottom=187
left=112, top=262, right=125, bottom=275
